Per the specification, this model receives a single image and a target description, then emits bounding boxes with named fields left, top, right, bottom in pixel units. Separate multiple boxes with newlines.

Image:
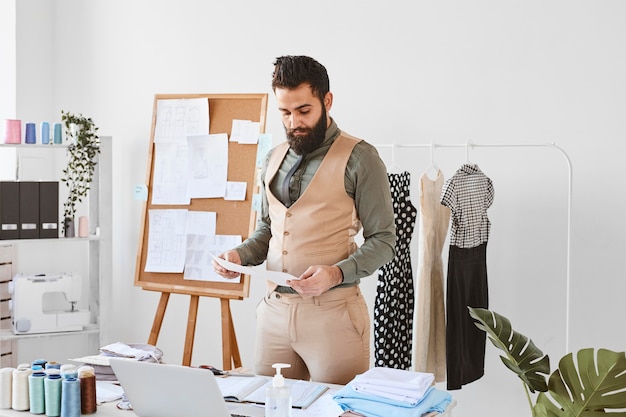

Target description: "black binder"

left=39, top=181, right=59, bottom=238
left=0, top=182, right=20, bottom=240
left=19, top=182, right=39, bottom=239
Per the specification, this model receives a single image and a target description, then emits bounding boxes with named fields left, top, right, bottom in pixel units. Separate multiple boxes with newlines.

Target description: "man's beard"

left=285, top=110, right=327, bottom=156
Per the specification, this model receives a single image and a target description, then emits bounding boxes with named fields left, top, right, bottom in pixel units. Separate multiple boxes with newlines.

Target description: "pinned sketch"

left=256, top=134, right=272, bottom=166
left=225, top=182, right=247, bottom=201
left=185, top=235, right=242, bottom=282
left=251, top=193, right=262, bottom=212
left=185, top=210, right=216, bottom=236
left=187, top=133, right=229, bottom=199
left=154, top=98, right=209, bottom=144
left=230, top=119, right=260, bottom=144
left=152, top=142, right=190, bottom=205
left=145, top=209, right=188, bottom=273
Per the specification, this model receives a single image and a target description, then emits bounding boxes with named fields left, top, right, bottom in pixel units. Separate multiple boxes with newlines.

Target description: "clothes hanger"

left=466, top=139, right=473, bottom=165
left=388, top=143, right=403, bottom=174
left=425, top=140, right=440, bottom=180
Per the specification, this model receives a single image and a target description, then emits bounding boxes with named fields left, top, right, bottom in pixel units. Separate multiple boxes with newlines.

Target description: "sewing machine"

left=8, top=273, right=91, bottom=334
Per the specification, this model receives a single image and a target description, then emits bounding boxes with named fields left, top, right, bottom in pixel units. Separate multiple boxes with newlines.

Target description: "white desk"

left=0, top=380, right=455, bottom=417
left=0, top=396, right=455, bottom=417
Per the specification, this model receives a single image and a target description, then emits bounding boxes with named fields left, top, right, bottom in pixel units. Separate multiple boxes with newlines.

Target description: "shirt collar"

left=460, top=163, right=481, bottom=174
left=314, top=118, right=340, bottom=153
left=323, top=118, right=341, bottom=144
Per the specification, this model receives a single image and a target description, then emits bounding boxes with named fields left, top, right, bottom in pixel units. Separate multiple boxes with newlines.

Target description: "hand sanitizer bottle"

left=265, top=363, right=292, bottom=417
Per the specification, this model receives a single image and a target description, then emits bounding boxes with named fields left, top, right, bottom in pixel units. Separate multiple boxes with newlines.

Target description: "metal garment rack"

left=372, top=141, right=573, bottom=353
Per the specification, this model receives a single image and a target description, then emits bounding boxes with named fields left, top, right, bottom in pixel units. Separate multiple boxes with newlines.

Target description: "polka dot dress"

left=374, top=171, right=417, bottom=369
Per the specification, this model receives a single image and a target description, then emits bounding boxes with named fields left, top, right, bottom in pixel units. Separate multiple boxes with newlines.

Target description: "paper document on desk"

left=96, top=381, right=124, bottom=403
left=216, top=376, right=329, bottom=409
left=211, top=255, right=298, bottom=287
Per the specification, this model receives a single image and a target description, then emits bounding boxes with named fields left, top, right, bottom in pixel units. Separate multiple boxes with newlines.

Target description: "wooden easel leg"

left=229, top=306, right=242, bottom=369
left=220, top=298, right=242, bottom=370
left=183, top=295, right=200, bottom=366
left=148, top=292, right=170, bottom=346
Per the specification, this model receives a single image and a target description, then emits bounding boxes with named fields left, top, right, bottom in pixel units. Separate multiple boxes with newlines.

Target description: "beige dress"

left=413, top=170, right=450, bottom=382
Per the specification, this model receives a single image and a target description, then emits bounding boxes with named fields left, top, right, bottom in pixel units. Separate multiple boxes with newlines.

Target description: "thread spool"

left=78, top=216, right=89, bottom=238
left=3, top=119, right=21, bottom=144
left=60, top=376, right=81, bottom=417
left=77, top=366, right=96, bottom=414
left=41, top=122, right=50, bottom=144
left=53, top=123, right=62, bottom=144
left=44, top=369, right=62, bottom=417
left=59, top=364, right=76, bottom=379
left=29, top=365, right=46, bottom=414
left=25, top=122, right=37, bottom=144
left=0, top=367, right=14, bottom=409
left=12, top=364, right=31, bottom=411
left=32, top=359, right=47, bottom=369
left=45, top=362, right=61, bottom=371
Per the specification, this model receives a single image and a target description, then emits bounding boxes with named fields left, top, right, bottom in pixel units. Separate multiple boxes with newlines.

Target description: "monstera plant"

left=469, top=307, right=626, bottom=417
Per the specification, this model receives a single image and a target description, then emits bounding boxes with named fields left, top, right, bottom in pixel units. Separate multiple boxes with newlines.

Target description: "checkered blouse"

left=440, top=163, right=494, bottom=248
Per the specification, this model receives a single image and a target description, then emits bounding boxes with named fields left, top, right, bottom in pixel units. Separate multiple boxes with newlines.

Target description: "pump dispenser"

left=265, top=363, right=292, bottom=417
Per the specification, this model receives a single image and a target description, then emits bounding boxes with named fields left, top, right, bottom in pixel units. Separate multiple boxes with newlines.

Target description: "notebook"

left=108, top=357, right=264, bottom=417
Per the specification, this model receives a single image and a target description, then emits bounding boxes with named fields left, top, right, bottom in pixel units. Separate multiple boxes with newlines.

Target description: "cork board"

left=134, top=93, right=268, bottom=300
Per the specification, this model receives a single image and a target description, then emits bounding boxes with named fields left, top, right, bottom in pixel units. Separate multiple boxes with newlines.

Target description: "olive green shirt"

left=235, top=119, right=396, bottom=289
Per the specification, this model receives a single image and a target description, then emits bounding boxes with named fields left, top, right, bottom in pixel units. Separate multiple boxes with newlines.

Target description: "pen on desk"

left=198, top=365, right=255, bottom=377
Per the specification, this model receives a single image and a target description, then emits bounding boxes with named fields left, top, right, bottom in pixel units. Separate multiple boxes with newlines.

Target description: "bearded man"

left=213, top=55, right=396, bottom=385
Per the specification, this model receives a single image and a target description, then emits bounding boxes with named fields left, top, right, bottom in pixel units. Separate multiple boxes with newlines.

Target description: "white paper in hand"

left=211, top=255, right=298, bottom=287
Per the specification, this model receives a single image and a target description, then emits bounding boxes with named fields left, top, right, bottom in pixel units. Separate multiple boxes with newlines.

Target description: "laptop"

left=108, top=357, right=264, bottom=417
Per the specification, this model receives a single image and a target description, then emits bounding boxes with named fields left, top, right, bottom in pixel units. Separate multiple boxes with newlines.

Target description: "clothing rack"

left=373, top=142, right=573, bottom=353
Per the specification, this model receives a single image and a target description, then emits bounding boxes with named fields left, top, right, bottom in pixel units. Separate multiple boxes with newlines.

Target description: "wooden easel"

left=134, top=93, right=268, bottom=369
left=146, top=292, right=242, bottom=369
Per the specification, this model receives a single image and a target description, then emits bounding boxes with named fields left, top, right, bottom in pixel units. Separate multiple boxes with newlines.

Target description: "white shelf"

left=0, top=327, right=100, bottom=341
left=0, top=137, right=112, bottom=365
left=0, top=143, right=68, bottom=148
left=0, top=234, right=101, bottom=243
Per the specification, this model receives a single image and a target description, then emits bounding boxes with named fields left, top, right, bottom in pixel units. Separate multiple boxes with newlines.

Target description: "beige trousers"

left=254, top=286, right=370, bottom=385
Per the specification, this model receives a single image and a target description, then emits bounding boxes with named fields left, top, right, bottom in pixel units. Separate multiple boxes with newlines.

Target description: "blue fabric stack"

left=333, top=367, right=452, bottom=417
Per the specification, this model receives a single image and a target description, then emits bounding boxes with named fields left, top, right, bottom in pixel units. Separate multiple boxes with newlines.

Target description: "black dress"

left=440, top=163, right=494, bottom=390
left=374, top=171, right=417, bottom=369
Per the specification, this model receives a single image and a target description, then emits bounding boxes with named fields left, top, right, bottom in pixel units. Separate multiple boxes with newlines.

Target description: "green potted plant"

left=60, top=110, right=100, bottom=237
left=469, top=307, right=626, bottom=417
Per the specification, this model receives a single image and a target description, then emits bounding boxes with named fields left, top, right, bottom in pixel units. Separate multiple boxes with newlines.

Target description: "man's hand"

left=288, top=265, right=343, bottom=297
left=211, top=250, right=242, bottom=280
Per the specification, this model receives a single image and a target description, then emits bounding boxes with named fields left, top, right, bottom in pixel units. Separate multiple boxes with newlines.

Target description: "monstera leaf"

left=469, top=307, right=550, bottom=393
left=533, top=348, right=626, bottom=417
left=470, top=307, right=626, bottom=417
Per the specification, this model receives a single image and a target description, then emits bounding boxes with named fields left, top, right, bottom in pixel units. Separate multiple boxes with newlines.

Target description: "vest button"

left=286, top=213, right=292, bottom=217
left=282, top=269, right=288, bottom=273
left=282, top=251, right=288, bottom=255
left=283, top=231, right=289, bottom=236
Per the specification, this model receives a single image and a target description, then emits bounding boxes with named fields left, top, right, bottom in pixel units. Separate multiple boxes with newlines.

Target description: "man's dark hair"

left=271, top=56, right=330, bottom=103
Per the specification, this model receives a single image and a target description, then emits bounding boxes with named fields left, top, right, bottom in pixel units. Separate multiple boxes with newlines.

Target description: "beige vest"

left=266, top=133, right=362, bottom=280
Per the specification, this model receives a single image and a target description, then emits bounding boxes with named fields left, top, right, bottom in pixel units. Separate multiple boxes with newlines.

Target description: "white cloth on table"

left=99, top=342, right=159, bottom=361
left=333, top=385, right=452, bottom=417
left=352, top=367, right=434, bottom=406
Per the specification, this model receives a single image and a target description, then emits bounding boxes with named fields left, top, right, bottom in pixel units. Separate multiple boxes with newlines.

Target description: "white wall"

left=0, top=0, right=16, bottom=119
left=10, top=1, right=626, bottom=416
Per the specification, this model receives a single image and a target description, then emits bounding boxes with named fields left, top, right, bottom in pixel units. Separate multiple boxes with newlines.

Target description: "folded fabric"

left=352, top=367, right=435, bottom=406
left=333, top=384, right=452, bottom=417
left=99, top=342, right=160, bottom=361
